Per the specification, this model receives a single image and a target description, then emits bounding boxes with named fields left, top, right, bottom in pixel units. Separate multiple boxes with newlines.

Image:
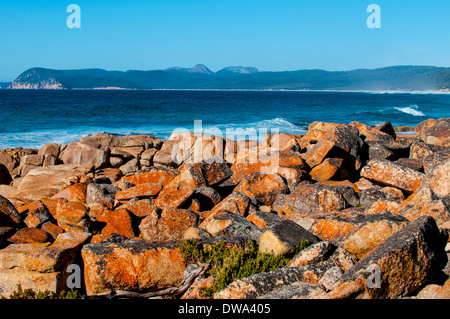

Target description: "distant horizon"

left=1, top=1, right=450, bottom=81
left=3, top=63, right=450, bottom=83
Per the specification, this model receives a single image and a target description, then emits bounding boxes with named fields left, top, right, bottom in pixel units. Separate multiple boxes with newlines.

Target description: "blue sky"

left=0, top=0, right=449, bottom=81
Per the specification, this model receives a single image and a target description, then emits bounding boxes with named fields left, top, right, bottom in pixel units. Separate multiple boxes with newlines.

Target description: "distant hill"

left=0, top=82, right=11, bottom=89
left=7, top=64, right=450, bottom=91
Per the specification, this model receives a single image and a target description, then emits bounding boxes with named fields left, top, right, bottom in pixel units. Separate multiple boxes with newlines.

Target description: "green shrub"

left=179, top=239, right=309, bottom=298
left=4, top=284, right=82, bottom=299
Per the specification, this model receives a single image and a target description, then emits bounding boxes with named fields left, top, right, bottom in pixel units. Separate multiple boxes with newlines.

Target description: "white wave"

left=394, top=105, right=425, bottom=117
left=0, top=118, right=307, bottom=149
left=182, top=117, right=306, bottom=143
left=0, top=124, right=176, bottom=149
left=259, top=117, right=299, bottom=128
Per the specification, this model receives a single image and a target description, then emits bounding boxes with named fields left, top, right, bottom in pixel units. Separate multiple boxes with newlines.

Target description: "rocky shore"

left=0, top=118, right=449, bottom=299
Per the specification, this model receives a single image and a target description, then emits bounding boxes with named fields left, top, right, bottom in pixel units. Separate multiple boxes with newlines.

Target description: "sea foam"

left=394, top=105, right=426, bottom=117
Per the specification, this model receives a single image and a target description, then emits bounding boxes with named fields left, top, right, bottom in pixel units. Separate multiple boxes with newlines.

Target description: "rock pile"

left=0, top=118, right=449, bottom=299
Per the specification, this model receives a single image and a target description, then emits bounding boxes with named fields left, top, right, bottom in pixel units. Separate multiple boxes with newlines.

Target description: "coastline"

left=2, top=87, right=450, bottom=95
left=0, top=117, right=448, bottom=299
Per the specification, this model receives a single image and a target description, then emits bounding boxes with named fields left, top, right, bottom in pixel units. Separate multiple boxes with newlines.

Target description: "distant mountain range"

left=5, top=64, right=450, bottom=91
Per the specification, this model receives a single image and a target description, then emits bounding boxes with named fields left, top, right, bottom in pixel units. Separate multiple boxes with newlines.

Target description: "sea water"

left=0, top=89, right=449, bottom=149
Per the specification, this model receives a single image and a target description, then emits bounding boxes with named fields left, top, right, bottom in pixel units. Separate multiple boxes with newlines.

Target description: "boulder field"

left=0, top=118, right=449, bottom=299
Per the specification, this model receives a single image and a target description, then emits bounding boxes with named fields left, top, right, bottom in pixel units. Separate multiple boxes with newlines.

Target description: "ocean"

left=0, top=89, right=449, bottom=149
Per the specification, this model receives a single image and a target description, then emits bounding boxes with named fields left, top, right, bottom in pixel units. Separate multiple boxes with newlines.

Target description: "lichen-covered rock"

left=422, top=148, right=450, bottom=173
left=23, top=201, right=52, bottom=228
left=7, top=228, right=53, bottom=244
left=86, top=183, right=120, bottom=207
left=246, top=211, right=284, bottom=229
left=60, top=141, right=109, bottom=169
left=167, top=164, right=207, bottom=189
left=338, top=213, right=409, bottom=259
left=190, top=187, right=223, bottom=212
left=207, top=191, right=252, bottom=217
left=201, top=212, right=262, bottom=241
left=139, top=208, right=199, bottom=242
left=196, top=160, right=233, bottom=186
left=367, top=143, right=395, bottom=161
left=230, top=149, right=306, bottom=184
left=234, top=172, right=289, bottom=206
left=318, top=266, right=344, bottom=291
left=121, top=198, right=159, bottom=218
left=182, top=226, right=212, bottom=240
left=118, top=167, right=178, bottom=186
left=409, top=140, right=445, bottom=161
left=361, top=159, right=424, bottom=193
left=380, top=186, right=405, bottom=202
left=417, top=117, right=450, bottom=145
left=422, top=157, right=449, bottom=199
left=181, top=275, right=215, bottom=299
left=214, top=263, right=334, bottom=299
left=399, top=200, right=450, bottom=227
left=97, top=209, right=136, bottom=238
left=280, top=184, right=348, bottom=214
left=51, top=183, right=87, bottom=203
left=81, top=239, right=186, bottom=295
left=359, top=187, right=385, bottom=207
left=0, top=151, right=17, bottom=173
left=40, top=222, right=64, bottom=240
left=309, top=211, right=409, bottom=252
left=12, top=164, right=93, bottom=201
left=415, top=278, right=450, bottom=299
left=0, top=232, right=91, bottom=296
left=350, top=121, right=395, bottom=143
left=0, top=194, right=22, bottom=227
left=154, top=184, right=194, bottom=209
left=56, top=200, right=89, bottom=227
left=303, top=125, right=363, bottom=171
left=365, top=199, right=401, bottom=215
left=263, top=132, right=303, bottom=152
left=309, top=158, right=343, bottom=182
left=288, top=241, right=334, bottom=267
left=114, top=182, right=163, bottom=201
left=258, top=282, right=329, bottom=299
left=328, top=216, right=447, bottom=299
left=259, top=220, right=319, bottom=256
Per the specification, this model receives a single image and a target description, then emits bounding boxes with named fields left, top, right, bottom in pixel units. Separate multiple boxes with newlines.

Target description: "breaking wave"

left=394, top=105, right=426, bottom=117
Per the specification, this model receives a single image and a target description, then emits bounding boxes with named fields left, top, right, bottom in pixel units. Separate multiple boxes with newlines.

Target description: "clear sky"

left=1, top=0, right=450, bottom=81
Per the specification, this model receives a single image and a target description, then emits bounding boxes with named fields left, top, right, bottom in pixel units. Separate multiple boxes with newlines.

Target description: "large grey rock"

left=202, top=212, right=262, bottom=241
left=86, top=183, right=121, bottom=207
left=60, top=141, right=109, bottom=169
left=328, top=216, right=447, bottom=299
left=12, top=164, right=93, bottom=201
left=303, top=124, right=364, bottom=173
left=214, top=262, right=333, bottom=299
left=0, top=232, right=91, bottom=296
left=259, top=220, right=319, bottom=256
left=422, top=157, right=449, bottom=199
left=0, top=194, right=22, bottom=227
left=281, top=184, right=348, bottom=214
left=258, top=282, right=329, bottom=299
left=361, top=159, right=424, bottom=193
left=288, top=241, right=335, bottom=267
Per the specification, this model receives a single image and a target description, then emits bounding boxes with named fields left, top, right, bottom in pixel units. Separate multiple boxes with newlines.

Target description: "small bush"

left=5, top=284, right=82, bottom=299
left=179, top=239, right=309, bottom=298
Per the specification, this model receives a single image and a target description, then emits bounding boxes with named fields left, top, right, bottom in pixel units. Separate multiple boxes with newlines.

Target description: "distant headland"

left=4, top=64, right=450, bottom=92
